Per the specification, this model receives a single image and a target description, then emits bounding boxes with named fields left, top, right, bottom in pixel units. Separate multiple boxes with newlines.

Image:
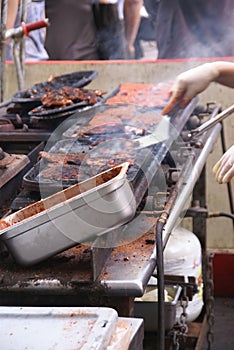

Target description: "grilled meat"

left=40, top=164, right=79, bottom=181
left=38, top=151, right=85, bottom=165
left=131, top=112, right=163, bottom=127
left=41, top=86, right=105, bottom=108
left=105, top=82, right=173, bottom=107
left=41, top=90, right=73, bottom=107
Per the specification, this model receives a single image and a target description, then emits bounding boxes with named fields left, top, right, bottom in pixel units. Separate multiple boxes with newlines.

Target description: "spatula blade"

left=136, top=115, right=171, bottom=149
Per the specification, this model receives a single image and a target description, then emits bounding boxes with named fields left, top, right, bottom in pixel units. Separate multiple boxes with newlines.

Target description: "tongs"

left=188, top=103, right=234, bottom=138
left=134, top=103, right=234, bottom=149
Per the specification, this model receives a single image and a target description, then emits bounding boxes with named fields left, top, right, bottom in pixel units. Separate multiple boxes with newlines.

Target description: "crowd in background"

left=4, top=0, right=234, bottom=61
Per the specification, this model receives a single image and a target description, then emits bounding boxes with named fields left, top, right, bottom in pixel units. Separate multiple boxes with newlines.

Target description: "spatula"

left=133, top=115, right=173, bottom=149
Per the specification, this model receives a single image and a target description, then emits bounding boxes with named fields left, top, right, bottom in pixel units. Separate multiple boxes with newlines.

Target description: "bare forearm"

left=124, top=0, right=143, bottom=48
left=212, top=61, right=234, bottom=88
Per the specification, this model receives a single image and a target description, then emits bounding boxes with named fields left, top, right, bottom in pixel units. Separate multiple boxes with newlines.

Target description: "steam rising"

left=154, top=0, right=234, bottom=59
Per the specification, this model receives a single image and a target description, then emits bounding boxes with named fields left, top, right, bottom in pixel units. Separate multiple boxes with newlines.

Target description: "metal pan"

left=28, top=99, right=104, bottom=120
left=22, top=137, right=154, bottom=195
left=28, top=100, right=89, bottom=117
left=0, top=162, right=136, bottom=266
left=11, top=70, right=98, bottom=103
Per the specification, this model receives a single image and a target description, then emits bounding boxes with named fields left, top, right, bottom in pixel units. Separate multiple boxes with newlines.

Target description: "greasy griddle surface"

left=0, top=224, right=156, bottom=286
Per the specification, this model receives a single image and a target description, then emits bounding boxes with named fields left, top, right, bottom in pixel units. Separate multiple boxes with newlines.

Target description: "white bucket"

left=164, top=226, right=203, bottom=322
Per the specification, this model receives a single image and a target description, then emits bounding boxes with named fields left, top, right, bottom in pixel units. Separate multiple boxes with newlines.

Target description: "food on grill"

left=40, top=164, right=81, bottom=181
left=89, top=105, right=137, bottom=126
left=21, top=86, right=52, bottom=99
left=39, top=159, right=132, bottom=182
left=38, top=137, right=137, bottom=183
left=85, top=158, right=135, bottom=173
left=124, top=125, right=145, bottom=136
left=105, top=82, right=173, bottom=107
left=131, top=111, right=163, bottom=128
left=41, top=89, right=72, bottom=108
left=69, top=124, right=146, bottom=145
left=38, top=151, right=85, bottom=165
left=40, top=86, right=105, bottom=108
left=12, top=71, right=98, bottom=101
left=28, top=81, right=175, bottom=185
left=78, top=125, right=125, bottom=136
left=83, top=138, right=137, bottom=170
left=88, top=112, right=122, bottom=127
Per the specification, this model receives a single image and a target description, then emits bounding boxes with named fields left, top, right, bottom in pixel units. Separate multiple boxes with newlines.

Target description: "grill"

left=0, top=80, right=221, bottom=326
left=0, top=70, right=101, bottom=135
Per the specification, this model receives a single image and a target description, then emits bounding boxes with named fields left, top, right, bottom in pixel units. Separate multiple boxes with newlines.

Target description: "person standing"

left=123, top=0, right=143, bottom=58
left=44, top=0, right=99, bottom=60
left=93, top=0, right=143, bottom=59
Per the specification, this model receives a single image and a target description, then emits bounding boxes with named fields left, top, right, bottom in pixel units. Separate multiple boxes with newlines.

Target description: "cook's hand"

left=212, top=145, right=234, bottom=184
left=162, top=63, right=219, bottom=115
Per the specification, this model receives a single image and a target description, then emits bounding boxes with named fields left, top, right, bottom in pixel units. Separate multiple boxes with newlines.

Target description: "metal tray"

left=28, top=98, right=104, bottom=119
left=28, top=100, right=89, bottom=117
left=0, top=163, right=136, bottom=266
left=0, top=306, right=118, bottom=350
left=134, top=279, right=182, bottom=332
left=22, top=138, right=158, bottom=197
left=11, top=70, right=98, bottom=103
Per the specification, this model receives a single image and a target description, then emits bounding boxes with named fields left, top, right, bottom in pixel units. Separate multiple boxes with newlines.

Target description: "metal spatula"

left=133, top=115, right=173, bottom=149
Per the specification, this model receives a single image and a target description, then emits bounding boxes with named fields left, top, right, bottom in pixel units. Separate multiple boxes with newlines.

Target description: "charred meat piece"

left=77, top=124, right=126, bottom=137
left=131, top=112, right=163, bottom=127
left=39, top=163, right=110, bottom=183
left=41, top=86, right=105, bottom=108
left=41, top=90, right=73, bottom=108
left=84, top=158, right=134, bottom=174
left=38, top=151, right=85, bottom=165
left=40, top=164, right=82, bottom=181
left=105, top=82, right=173, bottom=107
left=89, top=106, right=137, bottom=126
left=88, top=112, right=122, bottom=127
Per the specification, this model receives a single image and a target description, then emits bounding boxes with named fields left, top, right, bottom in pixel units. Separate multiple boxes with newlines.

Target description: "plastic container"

left=134, top=277, right=182, bottom=332
left=0, top=306, right=118, bottom=350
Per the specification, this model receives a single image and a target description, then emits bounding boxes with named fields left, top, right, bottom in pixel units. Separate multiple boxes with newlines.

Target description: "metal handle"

left=189, top=104, right=234, bottom=137
left=5, top=19, right=49, bottom=40
left=22, top=19, right=49, bottom=36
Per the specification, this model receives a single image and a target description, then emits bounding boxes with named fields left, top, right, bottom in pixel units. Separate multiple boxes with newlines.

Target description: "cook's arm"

left=124, top=0, right=143, bottom=58
left=162, top=61, right=234, bottom=115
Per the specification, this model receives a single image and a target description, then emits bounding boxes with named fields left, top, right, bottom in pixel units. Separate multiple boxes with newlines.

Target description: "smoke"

left=154, top=0, right=234, bottom=59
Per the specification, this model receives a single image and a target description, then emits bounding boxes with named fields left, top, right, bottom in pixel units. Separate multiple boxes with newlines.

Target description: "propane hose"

left=209, top=211, right=234, bottom=221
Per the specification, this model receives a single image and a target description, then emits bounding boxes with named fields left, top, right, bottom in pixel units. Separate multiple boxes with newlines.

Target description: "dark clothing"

left=92, top=3, right=126, bottom=60
left=45, top=0, right=99, bottom=60
left=155, top=0, right=234, bottom=59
